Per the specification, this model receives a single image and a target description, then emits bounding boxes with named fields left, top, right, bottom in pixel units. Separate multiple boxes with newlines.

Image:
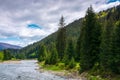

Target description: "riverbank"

left=38, top=62, right=87, bottom=80
left=1, top=60, right=119, bottom=80
left=0, top=60, right=21, bottom=64
left=0, top=59, right=36, bottom=64
left=38, top=61, right=120, bottom=80
left=39, top=67, right=84, bottom=80
left=0, top=60, right=69, bottom=80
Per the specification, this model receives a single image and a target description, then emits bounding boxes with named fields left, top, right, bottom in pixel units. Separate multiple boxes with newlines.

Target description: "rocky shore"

left=0, top=60, right=21, bottom=64
left=39, top=66, right=87, bottom=80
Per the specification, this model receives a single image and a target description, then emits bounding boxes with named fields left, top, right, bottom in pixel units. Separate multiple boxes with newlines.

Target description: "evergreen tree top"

left=59, top=16, right=65, bottom=28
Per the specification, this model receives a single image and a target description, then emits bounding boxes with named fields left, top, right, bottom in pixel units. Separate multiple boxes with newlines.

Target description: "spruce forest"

left=0, top=4, right=120, bottom=80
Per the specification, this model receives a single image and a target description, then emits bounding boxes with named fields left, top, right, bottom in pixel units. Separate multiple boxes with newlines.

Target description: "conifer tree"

left=38, top=44, right=47, bottom=62
left=109, top=21, right=120, bottom=73
left=56, top=16, right=66, bottom=60
left=66, top=39, right=75, bottom=60
left=68, top=57, right=76, bottom=69
left=63, top=53, right=69, bottom=66
left=45, top=44, right=58, bottom=65
left=45, top=50, right=51, bottom=64
left=3, top=50, right=12, bottom=60
left=50, top=46, right=58, bottom=65
left=76, top=22, right=84, bottom=61
left=80, top=6, right=101, bottom=72
left=100, top=20, right=113, bottom=72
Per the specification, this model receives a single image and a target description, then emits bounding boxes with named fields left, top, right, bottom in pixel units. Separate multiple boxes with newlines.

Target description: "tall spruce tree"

left=100, top=20, right=113, bottom=72
left=80, top=6, right=101, bottom=72
left=56, top=16, right=66, bottom=60
left=109, top=21, right=120, bottom=73
left=66, top=39, right=75, bottom=60
left=76, top=22, right=84, bottom=62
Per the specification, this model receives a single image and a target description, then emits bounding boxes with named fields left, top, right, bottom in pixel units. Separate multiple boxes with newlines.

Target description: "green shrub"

left=68, top=57, right=76, bottom=69
left=0, top=51, right=4, bottom=61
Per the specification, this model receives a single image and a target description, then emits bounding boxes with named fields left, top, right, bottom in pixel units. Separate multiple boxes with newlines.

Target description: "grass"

left=39, top=61, right=65, bottom=71
left=43, top=65, right=62, bottom=71
left=38, top=61, right=120, bottom=80
left=38, top=61, right=80, bottom=72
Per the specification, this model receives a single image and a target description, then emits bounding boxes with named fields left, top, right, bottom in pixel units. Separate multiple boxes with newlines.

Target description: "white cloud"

left=0, top=0, right=119, bottom=47
left=93, top=1, right=120, bottom=12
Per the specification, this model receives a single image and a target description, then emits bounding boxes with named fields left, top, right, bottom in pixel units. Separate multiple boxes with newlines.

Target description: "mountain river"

left=0, top=60, right=71, bottom=80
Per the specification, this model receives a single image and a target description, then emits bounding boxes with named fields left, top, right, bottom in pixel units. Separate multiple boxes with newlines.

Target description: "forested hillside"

left=35, top=5, right=120, bottom=80
left=18, top=5, right=120, bottom=59
left=1, top=5, right=119, bottom=80
left=19, top=17, right=83, bottom=58
left=0, top=0, right=120, bottom=80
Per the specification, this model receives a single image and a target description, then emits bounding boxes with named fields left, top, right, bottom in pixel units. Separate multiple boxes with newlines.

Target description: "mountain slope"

left=19, top=5, right=120, bottom=58
left=0, top=42, right=21, bottom=50
left=19, top=18, right=83, bottom=58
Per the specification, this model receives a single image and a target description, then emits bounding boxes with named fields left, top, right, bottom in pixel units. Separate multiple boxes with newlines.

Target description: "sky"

left=0, top=0, right=120, bottom=47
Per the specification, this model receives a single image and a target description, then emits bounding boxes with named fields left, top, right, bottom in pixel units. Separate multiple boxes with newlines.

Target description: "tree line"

left=0, top=50, right=13, bottom=61
left=37, top=5, right=120, bottom=75
left=0, top=49, right=26, bottom=61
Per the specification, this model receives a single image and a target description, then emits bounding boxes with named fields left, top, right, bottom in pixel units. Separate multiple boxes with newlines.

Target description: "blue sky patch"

left=107, top=0, right=120, bottom=4
left=28, top=24, right=42, bottom=29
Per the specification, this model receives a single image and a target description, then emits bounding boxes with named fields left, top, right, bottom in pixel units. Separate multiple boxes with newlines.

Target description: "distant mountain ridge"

left=0, top=42, right=21, bottom=50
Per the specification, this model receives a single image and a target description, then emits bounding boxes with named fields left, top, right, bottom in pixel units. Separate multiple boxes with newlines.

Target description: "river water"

left=0, top=60, right=69, bottom=80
